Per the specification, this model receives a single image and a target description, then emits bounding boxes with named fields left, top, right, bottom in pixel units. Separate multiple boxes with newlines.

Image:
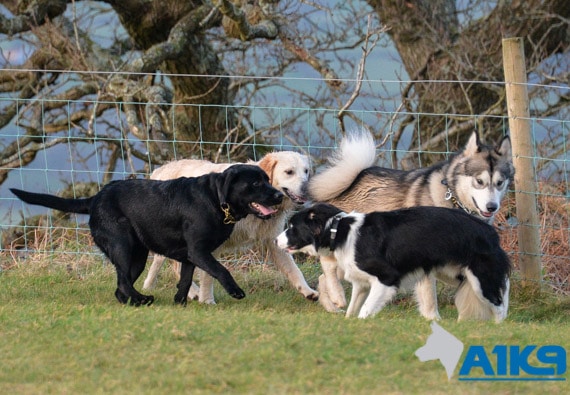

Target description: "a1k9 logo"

left=459, top=345, right=567, bottom=381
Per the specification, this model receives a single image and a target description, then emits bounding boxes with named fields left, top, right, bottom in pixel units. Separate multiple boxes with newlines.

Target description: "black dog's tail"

left=10, top=188, right=92, bottom=214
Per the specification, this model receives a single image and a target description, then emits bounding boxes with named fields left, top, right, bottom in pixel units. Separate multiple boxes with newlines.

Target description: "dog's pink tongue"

left=258, top=204, right=277, bottom=216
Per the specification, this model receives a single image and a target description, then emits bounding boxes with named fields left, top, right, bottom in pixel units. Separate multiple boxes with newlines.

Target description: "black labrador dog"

left=11, top=165, right=283, bottom=306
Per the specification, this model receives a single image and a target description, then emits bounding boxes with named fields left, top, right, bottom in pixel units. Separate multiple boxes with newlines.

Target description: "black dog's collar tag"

left=221, top=203, right=236, bottom=225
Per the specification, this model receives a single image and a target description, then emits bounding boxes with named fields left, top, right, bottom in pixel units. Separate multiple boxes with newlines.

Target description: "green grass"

left=0, top=255, right=569, bottom=394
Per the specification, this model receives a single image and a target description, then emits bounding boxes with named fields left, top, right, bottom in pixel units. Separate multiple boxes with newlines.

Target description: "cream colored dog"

left=142, top=152, right=318, bottom=303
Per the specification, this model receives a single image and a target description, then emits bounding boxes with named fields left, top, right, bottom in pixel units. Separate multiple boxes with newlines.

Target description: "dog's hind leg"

left=170, top=260, right=182, bottom=281
left=345, top=282, right=369, bottom=318
left=414, top=275, right=441, bottom=320
left=317, top=274, right=343, bottom=313
left=143, top=254, right=168, bottom=291
left=357, top=280, right=397, bottom=319
left=101, top=238, right=154, bottom=306
left=130, top=246, right=149, bottom=285
left=187, top=282, right=201, bottom=301
left=196, top=269, right=216, bottom=304
left=267, top=243, right=318, bottom=301
left=174, top=262, right=196, bottom=305
left=320, top=255, right=347, bottom=309
left=194, top=249, right=222, bottom=304
left=90, top=211, right=155, bottom=306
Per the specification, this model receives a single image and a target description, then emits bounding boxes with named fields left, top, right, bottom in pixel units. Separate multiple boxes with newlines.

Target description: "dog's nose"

left=486, top=202, right=498, bottom=213
left=301, top=182, right=309, bottom=197
left=274, top=191, right=284, bottom=201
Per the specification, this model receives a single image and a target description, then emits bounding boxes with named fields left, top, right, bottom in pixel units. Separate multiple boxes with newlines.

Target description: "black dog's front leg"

left=190, top=250, right=246, bottom=300
left=174, top=263, right=196, bottom=305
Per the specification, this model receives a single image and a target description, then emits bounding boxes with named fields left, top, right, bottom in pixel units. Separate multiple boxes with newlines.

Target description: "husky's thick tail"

left=10, top=188, right=92, bottom=214
left=309, top=131, right=377, bottom=201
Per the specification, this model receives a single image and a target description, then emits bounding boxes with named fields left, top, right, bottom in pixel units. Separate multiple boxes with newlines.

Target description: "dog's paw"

left=304, top=291, right=319, bottom=302
left=115, top=289, right=129, bottom=304
left=174, top=294, right=189, bottom=306
left=129, top=294, right=154, bottom=307
left=324, top=304, right=345, bottom=314
left=230, top=288, right=246, bottom=299
left=330, top=299, right=347, bottom=310
left=419, top=309, right=441, bottom=321
left=187, top=285, right=199, bottom=301
left=319, top=297, right=344, bottom=313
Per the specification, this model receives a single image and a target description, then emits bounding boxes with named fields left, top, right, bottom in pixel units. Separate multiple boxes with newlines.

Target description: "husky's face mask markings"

left=453, top=169, right=508, bottom=218
left=452, top=132, right=514, bottom=221
left=468, top=170, right=508, bottom=217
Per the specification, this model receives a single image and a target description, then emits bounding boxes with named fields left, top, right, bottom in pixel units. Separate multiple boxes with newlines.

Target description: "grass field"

left=0, top=253, right=569, bottom=394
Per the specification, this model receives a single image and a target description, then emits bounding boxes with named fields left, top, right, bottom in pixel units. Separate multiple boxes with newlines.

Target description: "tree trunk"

left=109, top=0, right=249, bottom=161
left=368, top=0, right=570, bottom=167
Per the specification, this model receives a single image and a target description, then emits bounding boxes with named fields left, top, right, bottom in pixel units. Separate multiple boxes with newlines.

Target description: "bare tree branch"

left=337, top=16, right=383, bottom=133
left=216, top=0, right=278, bottom=41
left=0, top=0, right=567, bottom=188
left=0, top=0, right=67, bottom=34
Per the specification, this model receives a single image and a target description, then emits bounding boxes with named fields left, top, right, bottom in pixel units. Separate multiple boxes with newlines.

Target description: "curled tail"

left=309, top=130, right=377, bottom=201
left=10, top=188, right=92, bottom=214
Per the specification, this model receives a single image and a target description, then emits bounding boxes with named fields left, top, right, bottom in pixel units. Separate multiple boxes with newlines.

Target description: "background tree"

left=369, top=0, right=569, bottom=168
left=0, top=0, right=380, bottom=184
left=0, top=0, right=568, bottom=186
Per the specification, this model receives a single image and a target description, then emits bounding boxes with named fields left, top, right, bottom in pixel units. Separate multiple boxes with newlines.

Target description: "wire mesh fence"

left=0, top=94, right=568, bottom=295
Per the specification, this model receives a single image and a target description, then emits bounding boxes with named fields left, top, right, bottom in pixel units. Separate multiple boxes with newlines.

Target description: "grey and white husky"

left=308, top=131, right=514, bottom=320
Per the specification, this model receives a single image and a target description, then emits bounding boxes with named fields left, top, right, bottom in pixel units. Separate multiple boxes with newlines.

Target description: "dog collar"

left=444, top=187, right=474, bottom=215
left=329, top=212, right=348, bottom=250
left=220, top=203, right=237, bottom=225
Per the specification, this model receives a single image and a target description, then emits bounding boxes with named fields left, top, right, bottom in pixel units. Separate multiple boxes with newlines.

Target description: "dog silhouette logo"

left=415, top=321, right=464, bottom=379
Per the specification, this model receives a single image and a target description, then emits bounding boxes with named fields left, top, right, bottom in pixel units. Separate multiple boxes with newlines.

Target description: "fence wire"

left=0, top=97, right=568, bottom=295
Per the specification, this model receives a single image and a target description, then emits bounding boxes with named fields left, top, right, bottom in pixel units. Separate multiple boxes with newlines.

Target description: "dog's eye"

left=285, top=169, right=294, bottom=175
left=476, top=179, right=484, bottom=186
left=253, top=181, right=261, bottom=187
left=496, top=180, right=504, bottom=187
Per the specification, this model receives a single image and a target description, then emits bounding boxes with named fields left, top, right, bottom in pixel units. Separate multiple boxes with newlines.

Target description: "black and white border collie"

left=276, top=203, right=511, bottom=321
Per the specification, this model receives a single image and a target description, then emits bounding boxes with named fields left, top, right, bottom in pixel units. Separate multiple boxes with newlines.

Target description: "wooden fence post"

left=502, top=37, right=542, bottom=287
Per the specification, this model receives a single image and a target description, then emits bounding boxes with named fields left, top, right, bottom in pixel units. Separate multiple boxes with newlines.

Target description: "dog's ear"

left=495, top=135, right=512, bottom=157
left=495, top=135, right=515, bottom=182
left=258, top=154, right=277, bottom=185
left=308, top=210, right=322, bottom=235
left=216, top=166, right=238, bottom=205
left=464, top=131, right=482, bottom=155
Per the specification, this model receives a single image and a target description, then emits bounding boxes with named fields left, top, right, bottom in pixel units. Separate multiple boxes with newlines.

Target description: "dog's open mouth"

left=480, top=210, right=493, bottom=218
left=250, top=202, right=278, bottom=218
left=283, top=188, right=307, bottom=205
left=471, top=198, right=495, bottom=219
left=279, top=244, right=299, bottom=253
left=474, top=207, right=494, bottom=219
